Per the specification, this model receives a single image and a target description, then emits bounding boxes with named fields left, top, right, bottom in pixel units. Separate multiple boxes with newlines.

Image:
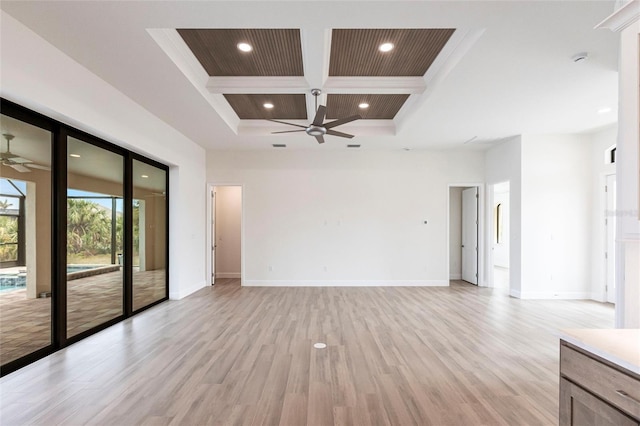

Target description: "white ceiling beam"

left=323, top=77, right=426, bottom=94
left=206, top=76, right=309, bottom=94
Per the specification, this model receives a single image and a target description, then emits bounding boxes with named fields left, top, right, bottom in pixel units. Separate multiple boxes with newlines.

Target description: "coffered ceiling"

left=173, top=27, right=455, bottom=125
left=0, top=1, right=619, bottom=150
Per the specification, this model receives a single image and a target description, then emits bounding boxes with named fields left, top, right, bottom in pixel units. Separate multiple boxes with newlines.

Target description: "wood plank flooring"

left=0, top=281, right=613, bottom=425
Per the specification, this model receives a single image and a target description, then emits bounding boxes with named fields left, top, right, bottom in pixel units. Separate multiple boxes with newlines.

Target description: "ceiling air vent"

left=272, top=144, right=287, bottom=148
left=347, top=144, right=361, bottom=148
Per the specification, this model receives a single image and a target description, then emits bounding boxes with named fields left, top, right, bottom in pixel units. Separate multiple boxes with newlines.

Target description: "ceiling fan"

left=269, top=89, right=361, bottom=144
left=1, top=133, right=51, bottom=173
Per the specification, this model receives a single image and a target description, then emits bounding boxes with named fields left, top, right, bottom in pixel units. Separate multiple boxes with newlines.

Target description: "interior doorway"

left=209, top=185, right=242, bottom=286
left=449, top=185, right=481, bottom=286
left=605, top=174, right=616, bottom=304
left=491, top=181, right=510, bottom=291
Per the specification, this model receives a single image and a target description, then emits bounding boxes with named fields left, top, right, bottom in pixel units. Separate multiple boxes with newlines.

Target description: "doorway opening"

left=449, top=185, right=481, bottom=286
left=209, top=185, right=242, bottom=286
left=490, top=181, right=510, bottom=292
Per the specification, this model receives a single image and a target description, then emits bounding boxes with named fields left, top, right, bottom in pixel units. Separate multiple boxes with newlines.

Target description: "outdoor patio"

left=0, top=269, right=166, bottom=365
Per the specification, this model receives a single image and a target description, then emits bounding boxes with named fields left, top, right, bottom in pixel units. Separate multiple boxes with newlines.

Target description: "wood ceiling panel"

left=177, top=29, right=303, bottom=76
left=327, top=94, right=410, bottom=120
left=224, top=94, right=307, bottom=119
left=329, top=29, right=455, bottom=77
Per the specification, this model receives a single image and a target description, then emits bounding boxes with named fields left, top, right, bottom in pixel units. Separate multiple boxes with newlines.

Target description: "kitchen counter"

left=559, top=328, right=640, bottom=375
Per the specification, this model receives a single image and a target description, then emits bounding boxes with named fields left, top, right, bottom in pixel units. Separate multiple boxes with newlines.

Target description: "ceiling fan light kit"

left=269, top=89, right=361, bottom=144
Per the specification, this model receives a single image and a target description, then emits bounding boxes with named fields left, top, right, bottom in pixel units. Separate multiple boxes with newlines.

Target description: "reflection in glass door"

left=132, top=159, right=167, bottom=311
left=0, top=115, right=52, bottom=365
left=66, top=137, right=124, bottom=338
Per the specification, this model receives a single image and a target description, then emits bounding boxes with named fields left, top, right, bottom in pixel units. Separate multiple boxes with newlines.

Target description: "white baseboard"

left=216, top=272, right=241, bottom=279
left=242, top=280, right=449, bottom=287
left=170, top=279, right=207, bottom=300
left=509, top=288, right=521, bottom=298
left=449, top=273, right=462, bottom=280
left=590, top=292, right=606, bottom=302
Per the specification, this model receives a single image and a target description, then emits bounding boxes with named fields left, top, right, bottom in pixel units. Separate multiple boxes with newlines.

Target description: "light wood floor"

left=0, top=281, right=613, bottom=425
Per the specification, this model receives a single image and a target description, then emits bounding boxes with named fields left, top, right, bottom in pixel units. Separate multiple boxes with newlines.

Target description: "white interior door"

left=606, top=175, right=616, bottom=303
left=211, top=189, right=216, bottom=285
left=462, top=187, right=479, bottom=285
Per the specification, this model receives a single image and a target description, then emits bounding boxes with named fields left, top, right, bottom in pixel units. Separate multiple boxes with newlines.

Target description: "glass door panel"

left=67, top=137, right=124, bottom=338
left=132, top=159, right=167, bottom=311
left=0, top=114, right=52, bottom=365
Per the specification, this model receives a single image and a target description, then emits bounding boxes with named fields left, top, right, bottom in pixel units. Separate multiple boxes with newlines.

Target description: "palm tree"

left=0, top=215, right=18, bottom=262
left=67, top=199, right=112, bottom=257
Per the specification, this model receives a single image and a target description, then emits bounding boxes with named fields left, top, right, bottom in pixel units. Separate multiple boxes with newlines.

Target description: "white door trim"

left=447, top=183, right=485, bottom=287
left=206, top=182, right=245, bottom=286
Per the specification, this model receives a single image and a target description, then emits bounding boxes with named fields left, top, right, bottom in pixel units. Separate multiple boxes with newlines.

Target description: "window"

left=494, top=203, right=503, bottom=244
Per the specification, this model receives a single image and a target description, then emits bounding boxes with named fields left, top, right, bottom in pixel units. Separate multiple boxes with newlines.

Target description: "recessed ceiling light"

left=141, top=175, right=149, bottom=178
left=379, top=42, right=394, bottom=52
left=313, top=342, right=327, bottom=349
left=597, top=107, right=612, bottom=114
left=237, top=42, right=253, bottom=52
left=263, top=103, right=274, bottom=109
left=358, top=103, right=369, bottom=109
left=69, top=153, right=81, bottom=158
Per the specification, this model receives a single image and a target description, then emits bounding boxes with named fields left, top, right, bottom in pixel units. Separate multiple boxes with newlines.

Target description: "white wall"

left=207, top=149, right=485, bottom=286
left=0, top=12, right=208, bottom=299
left=520, top=134, right=593, bottom=299
left=449, top=187, right=463, bottom=280
left=615, top=15, right=640, bottom=327
left=589, top=125, right=617, bottom=301
left=485, top=136, right=522, bottom=296
left=215, top=186, right=242, bottom=279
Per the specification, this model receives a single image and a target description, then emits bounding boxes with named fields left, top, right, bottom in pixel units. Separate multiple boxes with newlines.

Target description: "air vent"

left=347, top=144, right=361, bottom=148
left=272, top=144, right=287, bottom=148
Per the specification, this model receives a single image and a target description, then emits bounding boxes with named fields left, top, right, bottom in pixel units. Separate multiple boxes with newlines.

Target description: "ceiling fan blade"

left=271, top=129, right=306, bottom=134
left=9, top=156, right=32, bottom=164
left=324, top=115, right=361, bottom=129
left=9, top=164, right=31, bottom=173
left=26, top=163, right=51, bottom=171
left=326, top=129, right=355, bottom=139
left=268, top=119, right=308, bottom=129
left=314, top=135, right=325, bottom=144
left=312, top=105, right=326, bottom=126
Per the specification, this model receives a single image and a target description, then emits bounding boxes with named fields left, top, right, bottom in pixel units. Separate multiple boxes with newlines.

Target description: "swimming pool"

left=0, top=273, right=26, bottom=292
left=0, top=265, right=106, bottom=292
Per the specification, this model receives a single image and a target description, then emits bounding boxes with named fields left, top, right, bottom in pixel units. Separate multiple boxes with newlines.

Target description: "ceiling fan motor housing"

left=306, top=125, right=326, bottom=136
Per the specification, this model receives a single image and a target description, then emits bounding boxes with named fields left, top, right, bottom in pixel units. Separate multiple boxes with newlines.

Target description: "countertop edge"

left=559, top=331, right=640, bottom=376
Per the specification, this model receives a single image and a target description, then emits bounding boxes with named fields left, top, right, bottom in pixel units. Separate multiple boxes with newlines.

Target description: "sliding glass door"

left=132, top=159, right=168, bottom=311
left=0, top=98, right=169, bottom=376
left=0, top=113, right=53, bottom=366
left=66, top=136, right=125, bottom=338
